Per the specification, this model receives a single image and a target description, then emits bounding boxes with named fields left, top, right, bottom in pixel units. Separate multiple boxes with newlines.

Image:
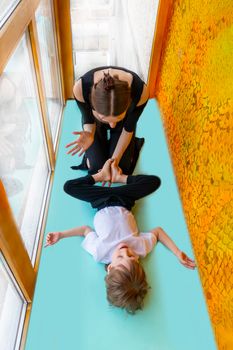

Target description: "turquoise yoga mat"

left=25, top=100, right=216, bottom=350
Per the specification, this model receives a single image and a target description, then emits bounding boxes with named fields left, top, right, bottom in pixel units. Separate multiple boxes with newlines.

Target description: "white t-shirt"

left=81, top=206, right=157, bottom=264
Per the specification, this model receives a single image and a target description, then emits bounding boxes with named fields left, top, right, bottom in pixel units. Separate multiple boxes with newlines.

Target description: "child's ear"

left=107, top=264, right=112, bottom=273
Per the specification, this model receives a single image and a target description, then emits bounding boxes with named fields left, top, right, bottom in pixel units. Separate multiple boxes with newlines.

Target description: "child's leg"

left=112, top=175, right=161, bottom=201
left=64, top=175, right=113, bottom=205
left=64, top=174, right=161, bottom=209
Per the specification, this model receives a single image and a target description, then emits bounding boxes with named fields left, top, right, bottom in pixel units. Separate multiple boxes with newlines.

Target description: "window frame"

left=0, top=1, right=67, bottom=348
left=0, top=252, right=27, bottom=350
left=0, top=0, right=22, bottom=29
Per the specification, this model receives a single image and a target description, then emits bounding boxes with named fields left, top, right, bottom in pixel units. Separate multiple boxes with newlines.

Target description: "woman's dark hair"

left=90, top=72, right=131, bottom=116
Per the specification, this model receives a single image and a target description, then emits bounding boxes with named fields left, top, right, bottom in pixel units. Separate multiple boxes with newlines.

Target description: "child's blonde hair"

left=105, top=260, right=149, bottom=314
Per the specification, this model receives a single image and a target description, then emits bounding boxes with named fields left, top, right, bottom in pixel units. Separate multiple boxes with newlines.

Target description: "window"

left=70, top=0, right=159, bottom=82
left=35, top=0, right=63, bottom=146
left=0, top=255, right=27, bottom=350
left=0, top=32, right=50, bottom=264
left=0, top=0, right=21, bottom=28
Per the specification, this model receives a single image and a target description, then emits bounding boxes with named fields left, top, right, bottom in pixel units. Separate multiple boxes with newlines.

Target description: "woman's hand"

left=66, top=131, right=94, bottom=156
left=44, top=232, right=61, bottom=247
left=177, top=251, right=196, bottom=270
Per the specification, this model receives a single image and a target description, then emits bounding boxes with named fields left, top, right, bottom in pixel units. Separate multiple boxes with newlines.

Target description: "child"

left=45, top=160, right=196, bottom=314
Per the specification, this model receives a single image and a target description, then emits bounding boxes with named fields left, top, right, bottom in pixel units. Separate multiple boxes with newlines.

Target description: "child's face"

left=108, top=243, right=139, bottom=271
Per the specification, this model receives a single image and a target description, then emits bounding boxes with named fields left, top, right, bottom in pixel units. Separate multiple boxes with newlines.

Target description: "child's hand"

left=45, top=232, right=61, bottom=247
left=178, top=251, right=196, bottom=270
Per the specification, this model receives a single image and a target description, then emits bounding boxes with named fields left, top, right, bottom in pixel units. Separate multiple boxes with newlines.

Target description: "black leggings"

left=85, top=120, right=136, bottom=175
left=64, top=174, right=161, bottom=211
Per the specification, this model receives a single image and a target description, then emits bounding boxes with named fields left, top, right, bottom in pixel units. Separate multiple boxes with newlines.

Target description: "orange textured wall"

left=155, top=0, right=233, bottom=349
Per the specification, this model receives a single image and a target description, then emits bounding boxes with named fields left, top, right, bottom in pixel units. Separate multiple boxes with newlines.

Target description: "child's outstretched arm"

left=151, top=227, right=196, bottom=270
left=45, top=226, right=92, bottom=247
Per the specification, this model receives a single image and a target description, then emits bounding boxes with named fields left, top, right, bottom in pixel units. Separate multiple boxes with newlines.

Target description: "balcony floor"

left=25, top=99, right=216, bottom=350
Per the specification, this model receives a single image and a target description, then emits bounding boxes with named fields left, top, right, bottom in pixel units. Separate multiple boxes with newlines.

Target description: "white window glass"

left=0, top=0, right=21, bottom=28
left=0, top=255, right=27, bottom=350
left=70, top=0, right=159, bottom=82
left=71, top=0, right=113, bottom=79
left=35, top=0, right=63, bottom=146
left=0, top=32, right=50, bottom=263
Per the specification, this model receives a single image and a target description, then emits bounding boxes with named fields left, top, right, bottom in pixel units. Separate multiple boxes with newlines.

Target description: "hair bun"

left=103, top=72, right=114, bottom=91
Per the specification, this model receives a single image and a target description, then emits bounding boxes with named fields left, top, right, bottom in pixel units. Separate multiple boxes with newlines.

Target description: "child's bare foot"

left=100, top=159, right=113, bottom=186
left=111, top=160, right=127, bottom=183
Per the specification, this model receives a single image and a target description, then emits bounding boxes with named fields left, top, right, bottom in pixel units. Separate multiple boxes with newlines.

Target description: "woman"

left=66, top=66, right=149, bottom=174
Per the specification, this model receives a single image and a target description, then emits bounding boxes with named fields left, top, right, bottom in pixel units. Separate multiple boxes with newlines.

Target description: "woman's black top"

left=74, top=66, right=147, bottom=132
